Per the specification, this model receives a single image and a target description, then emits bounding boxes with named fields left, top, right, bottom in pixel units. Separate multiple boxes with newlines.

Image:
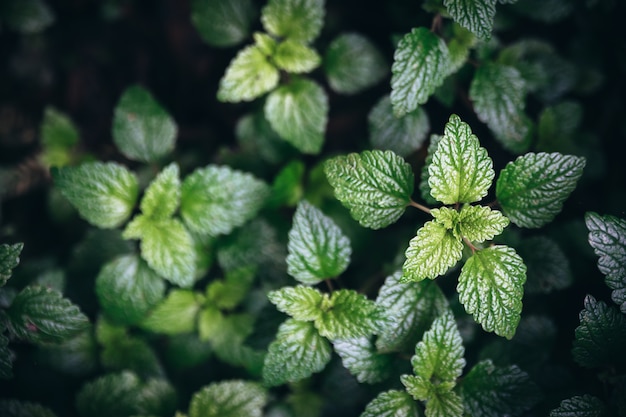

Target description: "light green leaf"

left=52, top=162, right=138, bottom=229
left=428, top=114, right=494, bottom=204
left=1, top=243, right=23, bottom=287
left=263, top=318, right=332, bottom=386
left=517, top=236, right=572, bottom=294
left=287, top=201, right=351, bottom=284
left=458, top=245, right=526, bottom=339
left=7, top=285, right=89, bottom=344
left=217, top=45, right=279, bottom=102
left=40, top=106, right=79, bottom=166
left=123, top=216, right=196, bottom=287
left=403, top=221, right=463, bottom=281
left=390, top=28, right=451, bottom=117
left=112, top=85, right=177, bottom=162
left=419, top=135, right=443, bottom=205
left=585, top=212, right=626, bottom=312
left=140, top=163, right=181, bottom=220
left=444, top=0, right=497, bottom=40
left=333, top=336, right=393, bottom=384
left=75, top=371, right=141, bottom=417
left=432, top=205, right=508, bottom=242
left=324, top=33, right=388, bottom=95
left=95, top=255, right=165, bottom=326
left=1, top=0, right=55, bottom=34
left=140, top=290, right=203, bottom=335
left=261, top=0, right=324, bottom=42
left=315, top=289, right=382, bottom=340
left=267, top=286, right=323, bottom=322
left=189, top=380, right=267, bottom=417
left=550, top=395, right=606, bottom=417
left=324, top=150, right=414, bottom=229
left=496, top=152, right=586, bottom=228
left=368, top=95, right=430, bottom=157
left=190, top=0, right=256, bottom=47
left=254, top=32, right=277, bottom=55
left=423, top=388, right=464, bottom=417
left=180, top=165, right=270, bottom=237
left=264, top=78, right=328, bottom=154
left=360, top=390, right=421, bottom=417
left=0, top=399, right=58, bottom=417
left=376, top=271, right=448, bottom=353
left=205, top=266, right=255, bottom=310
left=274, top=39, right=321, bottom=73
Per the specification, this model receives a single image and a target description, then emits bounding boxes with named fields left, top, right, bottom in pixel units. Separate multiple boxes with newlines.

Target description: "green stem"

left=409, top=199, right=431, bottom=214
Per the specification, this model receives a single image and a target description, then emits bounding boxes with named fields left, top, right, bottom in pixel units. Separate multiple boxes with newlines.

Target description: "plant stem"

left=325, top=279, right=335, bottom=293
left=409, top=199, right=431, bottom=214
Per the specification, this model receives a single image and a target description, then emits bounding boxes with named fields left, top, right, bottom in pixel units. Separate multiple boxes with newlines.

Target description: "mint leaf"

left=140, top=163, right=181, bottom=220
left=217, top=45, right=279, bottom=102
left=585, top=212, right=626, bottom=312
left=189, top=380, right=267, bottom=417
left=7, top=286, right=89, bottom=344
left=261, top=0, right=324, bottom=42
left=458, top=246, right=526, bottom=339
left=315, top=289, right=382, bottom=340
left=95, top=255, right=165, bottom=326
left=517, top=236, right=572, bottom=294
left=460, top=360, right=541, bottom=417
left=123, top=216, right=196, bottom=287
left=267, top=159, right=305, bottom=208
left=390, top=27, right=451, bottom=117
left=361, top=390, right=420, bottom=417
left=324, top=150, right=414, bottom=229
left=572, top=295, right=626, bottom=369
left=420, top=135, right=443, bottom=205
left=190, top=0, right=256, bottom=47
left=274, top=39, right=321, bottom=73
left=135, top=378, right=178, bottom=416
left=180, top=165, right=270, bottom=237
left=368, top=95, right=430, bottom=157
left=1, top=243, right=23, bottom=287
left=444, top=0, right=497, bottom=40
left=287, top=201, right=351, bottom=284
left=75, top=371, right=141, bottom=417
left=267, top=286, right=323, bottom=322
left=1, top=0, right=55, bottom=34
left=140, top=290, right=202, bottom=334
left=435, top=204, right=509, bottom=242
left=52, top=162, right=138, bottom=229
left=324, top=33, right=388, bottom=95
left=407, top=385, right=463, bottom=417
left=264, top=78, right=328, bottom=154
left=112, top=85, right=177, bottom=162
left=0, top=399, right=57, bottom=417
left=263, top=318, right=332, bottom=386
left=550, top=395, right=606, bottom=417
left=496, top=152, right=586, bottom=228
left=40, top=106, right=79, bottom=166
left=376, top=271, right=448, bottom=353
left=403, top=220, right=463, bottom=281
left=428, top=114, right=494, bottom=204
left=101, top=335, right=163, bottom=377
left=333, top=336, right=392, bottom=384
left=0, top=334, right=14, bottom=379
left=205, top=266, right=255, bottom=310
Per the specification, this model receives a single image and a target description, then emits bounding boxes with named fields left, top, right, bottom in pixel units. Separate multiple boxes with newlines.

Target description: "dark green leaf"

left=315, top=289, right=382, bottom=340
left=40, top=106, right=79, bottom=167
left=517, top=236, right=572, bottom=294
left=140, top=163, right=181, bottom=220
left=75, top=371, right=141, bottom=417
left=0, top=0, right=54, bottom=34
left=1, top=242, right=23, bottom=287
left=189, top=380, right=267, bottom=417
left=0, top=334, right=14, bottom=379
left=333, top=336, right=393, bottom=383
left=444, top=0, right=497, bottom=40
left=190, top=0, right=256, bottom=47
left=360, top=390, right=421, bottom=417
left=140, top=290, right=203, bottom=335
left=261, top=0, right=324, bottom=42
left=496, top=152, right=586, bottom=228
left=267, top=159, right=305, bottom=208
left=550, top=395, right=606, bottom=417
left=37, top=330, right=98, bottom=377
left=135, top=378, right=178, bottom=417
left=205, top=266, right=255, bottom=310
left=217, top=45, right=279, bottom=102
left=324, top=150, right=414, bottom=229
left=101, top=336, right=164, bottom=378
left=419, top=135, right=443, bottom=205
left=510, top=0, right=573, bottom=23
left=274, top=39, right=321, bottom=73
left=0, top=400, right=57, bottom=417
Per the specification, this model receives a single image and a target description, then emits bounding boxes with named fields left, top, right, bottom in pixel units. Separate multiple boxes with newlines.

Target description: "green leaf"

left=458, top=246, right=526, bottom=339
left=190, top=0, right=256, bottom=47
left=390, top=28, right=451, bottom=117
left=140, top=290, right=202, bottom=335
left=264, top=78, right=328, bottom=154
left=40, top=106, right=79, bottom=166
left=423, top=388, right=464, bottom=417
left=460, top=360, right=542, bottom=417
left=1, top=334, right=15, bottom=379
left=101, top=336, right=164, bottom=378
left=0, top=0, right=55, bottom=34
left=517, top=236, right=572, bottom=294
left=1, top=242, right=23, bottom=287
left=52, top=162, right=139, bottom=229
left=444, top=0, right=497, bottom=40
left=428, top=114, right=494, bottom=204
left=7, top=286, right=90, bottom=344
left=263, top=318, right=332, bottom=386
left=123, top=216, right=196, bottom=287
left=361, top=390, right=421, bottom=417
left=333, top=336, right=393, bottom=384
left=37, top=330, right=98, bottom=377
left=286, top=201, right=351, bottom=284
left=217, top=45, right=279, bottom=102
left=112, top=85, right=177, bottom=162
left=368, top=95, right=430, bottom=157
left=266, top=159, right=305, bottom=208
left=324, top=33, right=388, bottom=95
left=324, top=150, right=414, bottom=229
left=267, top=285, right=323, bottom=322
left=496, top=152, right=586, bottom=228
left=274, top=39, right=321, bottom=73
left=469, top=63, right=531, bottom=153
left=419, top=135, right=443, bottom=205
left=189, top=380, right=267, bottom=417
left=376, top=271, right=448, bottom=353
left=135, top=378, right=178, bottom=417
left=140, top=163, right=181, bottom=220
left=572, top=295, right=626, bottom=369
left=0, top=400, right=58, bottom=417
left=75, top=371, right=141, bottom=417
left=95, top=255, right=165, bottom=326
left=550, top=395, right=606, bottom=417
left=432, top=205, right=508, bottom=242
left=315, top=289, right=382, bottom=340
left=180, top=165, right=270, bottom=237
left=402, top=220, right=463, bottom=281
left=205, top=266, right=255, bottom=310
left=585, top=212, right=626, bottom=312
left=261, top=0, right=324, bottom=42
